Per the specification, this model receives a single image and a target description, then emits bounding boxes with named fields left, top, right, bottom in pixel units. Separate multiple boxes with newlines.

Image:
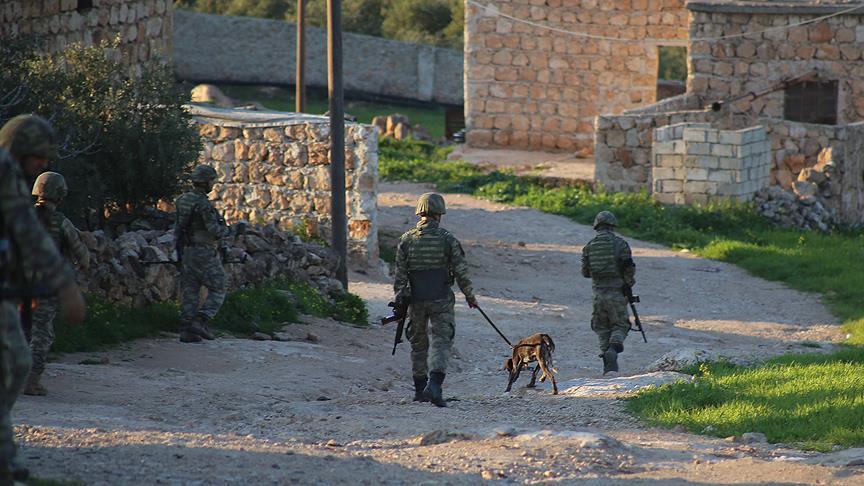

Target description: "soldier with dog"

left=393, top=193, right=477, bottom=407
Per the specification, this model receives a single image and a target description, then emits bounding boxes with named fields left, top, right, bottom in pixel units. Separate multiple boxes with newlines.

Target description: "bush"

left=0, top=39, right=200, bottom=227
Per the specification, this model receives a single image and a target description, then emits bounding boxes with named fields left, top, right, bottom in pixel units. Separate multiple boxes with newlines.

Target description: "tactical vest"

left=405, top=226, right=452, bottom=302
left=586, top=232, right=621, bottom=278
left=35, top=204, right=68, bottom=256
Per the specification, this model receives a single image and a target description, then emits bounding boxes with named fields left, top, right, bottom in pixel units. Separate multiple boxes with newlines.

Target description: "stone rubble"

left=371, top=114, right=432, bottom=142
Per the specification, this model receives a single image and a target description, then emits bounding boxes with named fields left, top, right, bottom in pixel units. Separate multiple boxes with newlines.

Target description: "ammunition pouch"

left=408, top=268, right=450, bottom=303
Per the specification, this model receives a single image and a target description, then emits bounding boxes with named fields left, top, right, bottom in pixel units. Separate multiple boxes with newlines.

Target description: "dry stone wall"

left=465, top=0, right=689, bottom=154
left=1, top=0, right=173, bottom=73
left=688, top=2, right=864, bottom=123
left=652, top=123, right=770, bottom=205
left=188, top=105, right=379, bottom=266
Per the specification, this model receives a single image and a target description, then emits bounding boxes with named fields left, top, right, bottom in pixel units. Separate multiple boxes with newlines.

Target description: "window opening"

left=784, top=80, right=838, bottom=125
left=77, top=0, right=94, bottom=13
left=657, top=46, right=687, bottom=101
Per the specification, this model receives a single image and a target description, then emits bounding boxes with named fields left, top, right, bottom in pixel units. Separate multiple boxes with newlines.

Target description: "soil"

left=15, top=182, right=858, bottom=485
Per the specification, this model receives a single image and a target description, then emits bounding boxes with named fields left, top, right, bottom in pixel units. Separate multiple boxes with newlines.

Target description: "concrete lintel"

left=687, top=0, right=864, bottom=16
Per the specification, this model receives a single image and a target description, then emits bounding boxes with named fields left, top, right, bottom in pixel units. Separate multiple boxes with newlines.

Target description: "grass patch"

left=217, top=84, right=448, bottom=139
left=380, top=138, right=864, bottom=449
left=627, top=351, right=864, bottom=451
left=54, top=280, right=368, bottom=351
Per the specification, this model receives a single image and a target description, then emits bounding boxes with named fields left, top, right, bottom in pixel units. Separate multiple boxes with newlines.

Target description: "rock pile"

left=371, top=114, right=432, bottom=141
left=754, top=148, right=840, bottom=232
left=79, top=223, right=342, bottom=307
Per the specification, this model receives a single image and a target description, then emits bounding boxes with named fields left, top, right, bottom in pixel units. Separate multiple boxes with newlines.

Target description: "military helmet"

left=190, top=164, right=218, bottom=184
left=0, top=114, right=58, bottom=159
left=32, top=171, right=68, bottom=200
left=593, top=210, right=618, bottom=229
left=415, top=192, right=446, bottom=216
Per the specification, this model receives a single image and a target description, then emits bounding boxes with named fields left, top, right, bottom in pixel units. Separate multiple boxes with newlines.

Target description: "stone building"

left=594, top=0, right=864, bottom=225
left=0, top=0, right=173, bottom=71
left=464, top=0, right=690, bottom=154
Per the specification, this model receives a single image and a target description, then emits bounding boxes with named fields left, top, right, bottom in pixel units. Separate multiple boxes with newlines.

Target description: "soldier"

left=23, top=172, right=91, bottom=396
left=581, top=210, right=636, bottom=374
left=394, top=193, right=477, bottom=407
left=0, top=114, right=86, bottom=482
left=174, top=164, right=230, bottom=343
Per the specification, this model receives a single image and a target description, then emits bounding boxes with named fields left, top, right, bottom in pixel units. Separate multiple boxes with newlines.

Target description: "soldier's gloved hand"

left=466, top=295, right=479, bottom=309
left=58, top=282, right=86, bottom=324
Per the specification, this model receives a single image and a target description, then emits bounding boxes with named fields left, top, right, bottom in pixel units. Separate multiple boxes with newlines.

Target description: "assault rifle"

left=381, top=297, right=410, bottom=355
left=623, top=284, right=647, bottom=343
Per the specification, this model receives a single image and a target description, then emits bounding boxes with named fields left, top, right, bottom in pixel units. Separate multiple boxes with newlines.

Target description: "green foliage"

left=627, top=349, right=864, bottom=451
left=178, top=0, right=463, bottom=48
left=287, top=281, right=369, bottom=325
left=210, top=284, right=299, bottom=334
left=0, top=39, right=200, bottom=226
left=658, top=46, right=687, bottom=81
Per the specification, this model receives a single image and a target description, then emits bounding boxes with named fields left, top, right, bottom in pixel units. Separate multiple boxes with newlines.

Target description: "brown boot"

left=189, top=316, right=215, bottom=340
left=22, top=373, right=47, bottom=396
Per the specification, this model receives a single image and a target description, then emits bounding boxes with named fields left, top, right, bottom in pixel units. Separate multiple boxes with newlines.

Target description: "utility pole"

left=327, top=0, right=347, bottom=289
left=295, top=0, right=306, bottom=113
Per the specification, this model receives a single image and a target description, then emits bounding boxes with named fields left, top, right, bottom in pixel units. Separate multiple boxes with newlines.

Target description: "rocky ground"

left=14, top=182, right=862, bottom=485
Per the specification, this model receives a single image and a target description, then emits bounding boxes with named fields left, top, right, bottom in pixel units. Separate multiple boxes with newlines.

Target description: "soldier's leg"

left=591, top=294, right=612, bottom=353
left=24, top=297, right=58, bottom=395
left=407, top=303, right=430, bottom=380
left=0, top=302, right=32, bottom=478
left=198, top=255, right=226, bottom=321
left=426, top=294, right=456, bottom=374
left=608, top=294, right=631, bottom=351
left=179, top=251, right=204, bottom=343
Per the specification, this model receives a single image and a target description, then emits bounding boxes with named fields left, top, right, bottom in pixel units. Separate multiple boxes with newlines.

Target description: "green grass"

left=379, top=138, right=864, bottom=450
left=54, top=280, right=368, bottom=352
left=217, top=84, right=448, bottom=139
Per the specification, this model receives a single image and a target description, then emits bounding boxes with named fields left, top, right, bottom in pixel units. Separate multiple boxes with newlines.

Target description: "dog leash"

left=475, top=306, right=513, bottom=347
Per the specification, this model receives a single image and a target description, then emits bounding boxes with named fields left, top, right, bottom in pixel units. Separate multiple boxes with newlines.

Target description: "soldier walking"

left=0, top=114, right=86, bottom=482
left=394, top=193, right=477, bottom=407
left=581, top=211, right=636, bottom=374
left=174, top=165, right=231, bottom=343
left=23, top=172, right=91, bottom=396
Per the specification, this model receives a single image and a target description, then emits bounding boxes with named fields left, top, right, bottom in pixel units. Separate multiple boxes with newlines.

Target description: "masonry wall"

left=1, top=0, right=173, bottom=72
left=688, top=2, right=864, bottom=123
left=652, top=123, right=771, bottom=205
left=189, top=106, right=379, bottom=266
left=465, top=0, right=689, bottom=154
left=173, top=10, right=462, bottom=105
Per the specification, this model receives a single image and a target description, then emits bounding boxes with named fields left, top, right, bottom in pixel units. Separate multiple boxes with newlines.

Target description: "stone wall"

left=465, top=0, right=689, bottom=154
left=172, top=10, right=462, bottom=105
left=652, top=123, right=770, bottom=204
left=688, top=2, right=864, bottom=123
left=1, top=0, right=173, bottom=73
left=187, top=105, right=379, bottom=266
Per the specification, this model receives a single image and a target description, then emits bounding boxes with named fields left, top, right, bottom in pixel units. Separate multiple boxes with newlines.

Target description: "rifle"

left=623, top=284, right=647, bottom=343
left=381, top=297, right=410, bottom=355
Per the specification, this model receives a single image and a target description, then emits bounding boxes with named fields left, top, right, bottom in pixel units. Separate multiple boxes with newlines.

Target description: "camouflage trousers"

left=180, top=247, right=226, bottom=323
left=591, top=288, right=630, bottom=353
left=0, top=301, right=31, bottom=466
left=407, top=292, right=456, bottom=378
left=29, top=296, right=58, bottom=377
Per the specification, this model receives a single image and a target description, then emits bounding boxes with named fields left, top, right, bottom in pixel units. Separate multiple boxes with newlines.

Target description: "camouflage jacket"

left=0, top=148, right=73, bottom=291
left=174, top=188, right=230, bottom=248
left=581, top=229, right=636, bottom=290
left=394, top=218, right=474, bottom=301
left=35, top=200, right=90, bottom=270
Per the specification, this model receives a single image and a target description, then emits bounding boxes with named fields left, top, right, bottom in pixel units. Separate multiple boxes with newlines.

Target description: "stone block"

left=719, top=131, right=743, bottom=145
left=710, top=144, right=733, bottom=157
left=652, top=167, right=677, bottom=180
left=688, top=142, right=711, bottom=155
left=652, top=192, right=678, bottom=205
left=692, top=156, right=719, bottom=169
left=686, top=168, right=709, bottom=181
left=683, top=128, right=706, bottom=142
left=655, top=154, right=683, bottom=168
left=708, top=171, right=733, bottom=183
left=719, top=157, right=743, bottom=170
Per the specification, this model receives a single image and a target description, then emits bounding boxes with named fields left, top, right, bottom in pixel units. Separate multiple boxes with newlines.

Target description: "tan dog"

left=504, top=333, right=558, bottom=394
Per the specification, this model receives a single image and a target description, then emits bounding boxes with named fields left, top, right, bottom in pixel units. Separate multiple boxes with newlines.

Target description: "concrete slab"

left=448, top=145, right=595, bottom=182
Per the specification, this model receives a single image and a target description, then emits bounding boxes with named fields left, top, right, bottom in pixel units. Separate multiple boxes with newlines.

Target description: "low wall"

left=188, top=105, right=378, bottom=266
left=652, top=123, right=770, bottom=205
left=172, top=10, right=463, bottom=105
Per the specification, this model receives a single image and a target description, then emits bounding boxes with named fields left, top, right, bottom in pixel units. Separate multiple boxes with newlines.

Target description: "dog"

left=504, top=333, right=558, bottom=395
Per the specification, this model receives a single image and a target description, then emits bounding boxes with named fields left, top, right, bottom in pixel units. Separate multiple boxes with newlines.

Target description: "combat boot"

left=603, top=348, right=619, bottom=374
left=22, top=373, right=47, bottom=396
left=179, top=322, right=202, bottom=343
left=189, top=316, right=215, bottom=340
left=423, top=371, right=447, bottom=407
left=413, top=376, right=429, bottom=402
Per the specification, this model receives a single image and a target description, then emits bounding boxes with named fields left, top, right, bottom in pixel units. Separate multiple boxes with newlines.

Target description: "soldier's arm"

left=174, top=195, right=192, bottom=238
left=393, top=236, right=410, bottom=298
left=61, top=217, right=90, bottom=270
left=581, top=247, right=592, bottom=278
left=0, top=162, right=74, bottom=293
left=448, top=235, right=475, bottom=300
left=618, top=238, right=636, bottom=287
left=201, top=200, right=231, bottom=239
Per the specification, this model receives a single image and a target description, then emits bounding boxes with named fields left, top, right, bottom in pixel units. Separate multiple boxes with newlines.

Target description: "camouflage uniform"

left=174, top=165, right=230, bottom=342
left=0, top=115, right=75, bottom=480
left=25, top=172, right=90, bottom=395
left=581, top=211, right=635, bottom=374
left=394, top=193, right=475, bottom=407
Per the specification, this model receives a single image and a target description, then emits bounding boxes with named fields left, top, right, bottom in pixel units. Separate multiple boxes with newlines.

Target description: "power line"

left=468, top=0, right=864, bottom=44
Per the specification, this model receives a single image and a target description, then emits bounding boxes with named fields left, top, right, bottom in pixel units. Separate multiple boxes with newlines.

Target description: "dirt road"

left=15, top=182, right=858, bottom=485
